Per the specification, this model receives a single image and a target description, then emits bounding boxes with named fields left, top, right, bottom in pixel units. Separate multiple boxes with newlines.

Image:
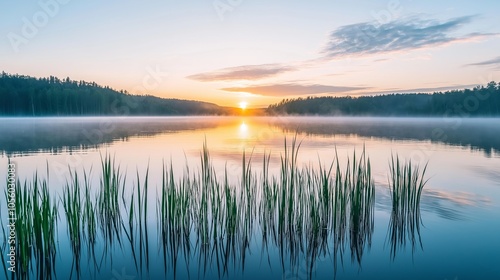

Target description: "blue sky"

left=1, top=0, right=499, bottom=107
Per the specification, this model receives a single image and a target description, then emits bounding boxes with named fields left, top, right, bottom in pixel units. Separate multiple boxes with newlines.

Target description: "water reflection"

left=269, top=117, right=500, bottom=155
left=377, top=187, right=493, bottom=222
left=0, top=117, right=223, bottom=156
left=239, top=122, right=248, bottom=137
left=2, top=117, right=500, bottom=279
left=1, top=117, right=499, bottom=156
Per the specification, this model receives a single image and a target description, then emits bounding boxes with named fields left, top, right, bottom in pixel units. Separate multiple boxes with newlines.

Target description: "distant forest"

left=267, top=82, right=500, bottom=116
left=0, top=73, right=227, bottom=116
left=1, top=72, right=500, bottom=117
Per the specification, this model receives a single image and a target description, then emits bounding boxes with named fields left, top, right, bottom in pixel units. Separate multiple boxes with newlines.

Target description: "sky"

left=1, top=0, right=500, bottom=108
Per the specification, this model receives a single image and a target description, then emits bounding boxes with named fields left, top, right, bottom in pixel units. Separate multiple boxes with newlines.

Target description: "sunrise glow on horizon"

left=1, top=1, right=500, bottom=107
left=239, top=101, right=248, bottom=110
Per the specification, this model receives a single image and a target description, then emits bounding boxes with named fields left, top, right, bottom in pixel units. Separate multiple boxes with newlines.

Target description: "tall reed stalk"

left=62, top=169, right=83, bottom=279
left=387, top=155, right=428, bottom=260
left=97, top=155, right=124, bottom=252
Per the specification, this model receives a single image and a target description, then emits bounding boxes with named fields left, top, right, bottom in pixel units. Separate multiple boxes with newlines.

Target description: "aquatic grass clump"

left=347, top=149, right=375, bottom=265
left=0, top=204, right=7, bottom=280
left=121, top=165, right=151, bottom=274
left=157, top=157, right=200, bottom=278
left=97, top=154, right=124, bottom=250
left=62, top=170, right=84, bottom=279
left=1, top=139, right=432, bottom=279
left=258, top=137, right=375, bottom=279
left=387, top=155, right=429, bottom=260
left=7, top=172, right=59, bottom=280
left=62, top=167, right=100, bottom=279
left=12, top=178, right=34, bottom=280
left=81, top=170, right=98, bottom=267
left=32, top=175, right=59, bottom=279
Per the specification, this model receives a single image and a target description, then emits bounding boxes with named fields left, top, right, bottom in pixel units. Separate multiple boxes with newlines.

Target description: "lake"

left=1, top=116, right=499, bottom=279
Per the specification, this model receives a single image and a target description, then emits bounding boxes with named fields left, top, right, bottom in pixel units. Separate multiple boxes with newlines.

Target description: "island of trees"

left=1, top=72, right=499, bottom=116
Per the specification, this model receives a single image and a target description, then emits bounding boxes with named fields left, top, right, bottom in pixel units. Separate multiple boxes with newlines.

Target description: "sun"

left=239, top=101, right=248, bottom=110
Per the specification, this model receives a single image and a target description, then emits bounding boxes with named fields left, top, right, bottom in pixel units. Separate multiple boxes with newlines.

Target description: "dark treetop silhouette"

left=267, top=82, right=500, bottom=116
left=1, top=72, right=499, bottom=116
left=0, top=72, right=228, bottom=116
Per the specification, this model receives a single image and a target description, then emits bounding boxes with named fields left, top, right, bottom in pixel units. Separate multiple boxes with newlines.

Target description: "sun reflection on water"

left=239, top=121, right=249, bottom=139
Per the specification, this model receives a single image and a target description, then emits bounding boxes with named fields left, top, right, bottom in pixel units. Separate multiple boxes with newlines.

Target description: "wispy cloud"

left=465, top=56, right=500, bottom=69
left=221, top=83, right=367, bottom=96
left=394, top=84, right=479, bottom=93
left=352, top=84, right=479, bottom=96
left=187, top=64, right=296, bottom=82
left=189, top=15, right=492, bottom=92
left=322, top=16, right=487, bottom=58
left=377, top=188, right=492, bottom=221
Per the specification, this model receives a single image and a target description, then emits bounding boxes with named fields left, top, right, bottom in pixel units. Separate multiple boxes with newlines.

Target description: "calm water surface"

left=1, top=117, right=499, bottom=279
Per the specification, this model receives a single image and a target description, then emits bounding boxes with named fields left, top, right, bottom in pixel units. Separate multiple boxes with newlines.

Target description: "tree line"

left=0, top=72, right=227, bottom=116
left=2, top=72, right=499, bottom=117
left=267, top=82, right=500, bottom=116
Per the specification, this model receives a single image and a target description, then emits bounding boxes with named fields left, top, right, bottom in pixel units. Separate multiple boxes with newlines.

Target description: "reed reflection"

left=386, top=156, right=428, bottom=260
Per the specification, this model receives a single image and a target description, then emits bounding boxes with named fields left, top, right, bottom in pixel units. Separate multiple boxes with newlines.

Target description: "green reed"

left=2, top=139, right=431, bottom=280
left=137, top=166, right=151, bottom=273
left=347, top=149, right=375, bottom=265
left=388, top=155, right=429, bottom=260
left=257, top=138, right=375, bottom=278
left=97, top=154, right=124, bottom=250
left=60, top=167, right=100, bottom=279
left=7, top=172, right=59, bottom=280
left=81, top=169, right=97, bottom=268
left=1, top=162, right=14, bottom=280
left=0, top=205, right=7, bottom=280
left=158, top=159, right=195, bottom=278
left=62, top=169, right=83, bottom=279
